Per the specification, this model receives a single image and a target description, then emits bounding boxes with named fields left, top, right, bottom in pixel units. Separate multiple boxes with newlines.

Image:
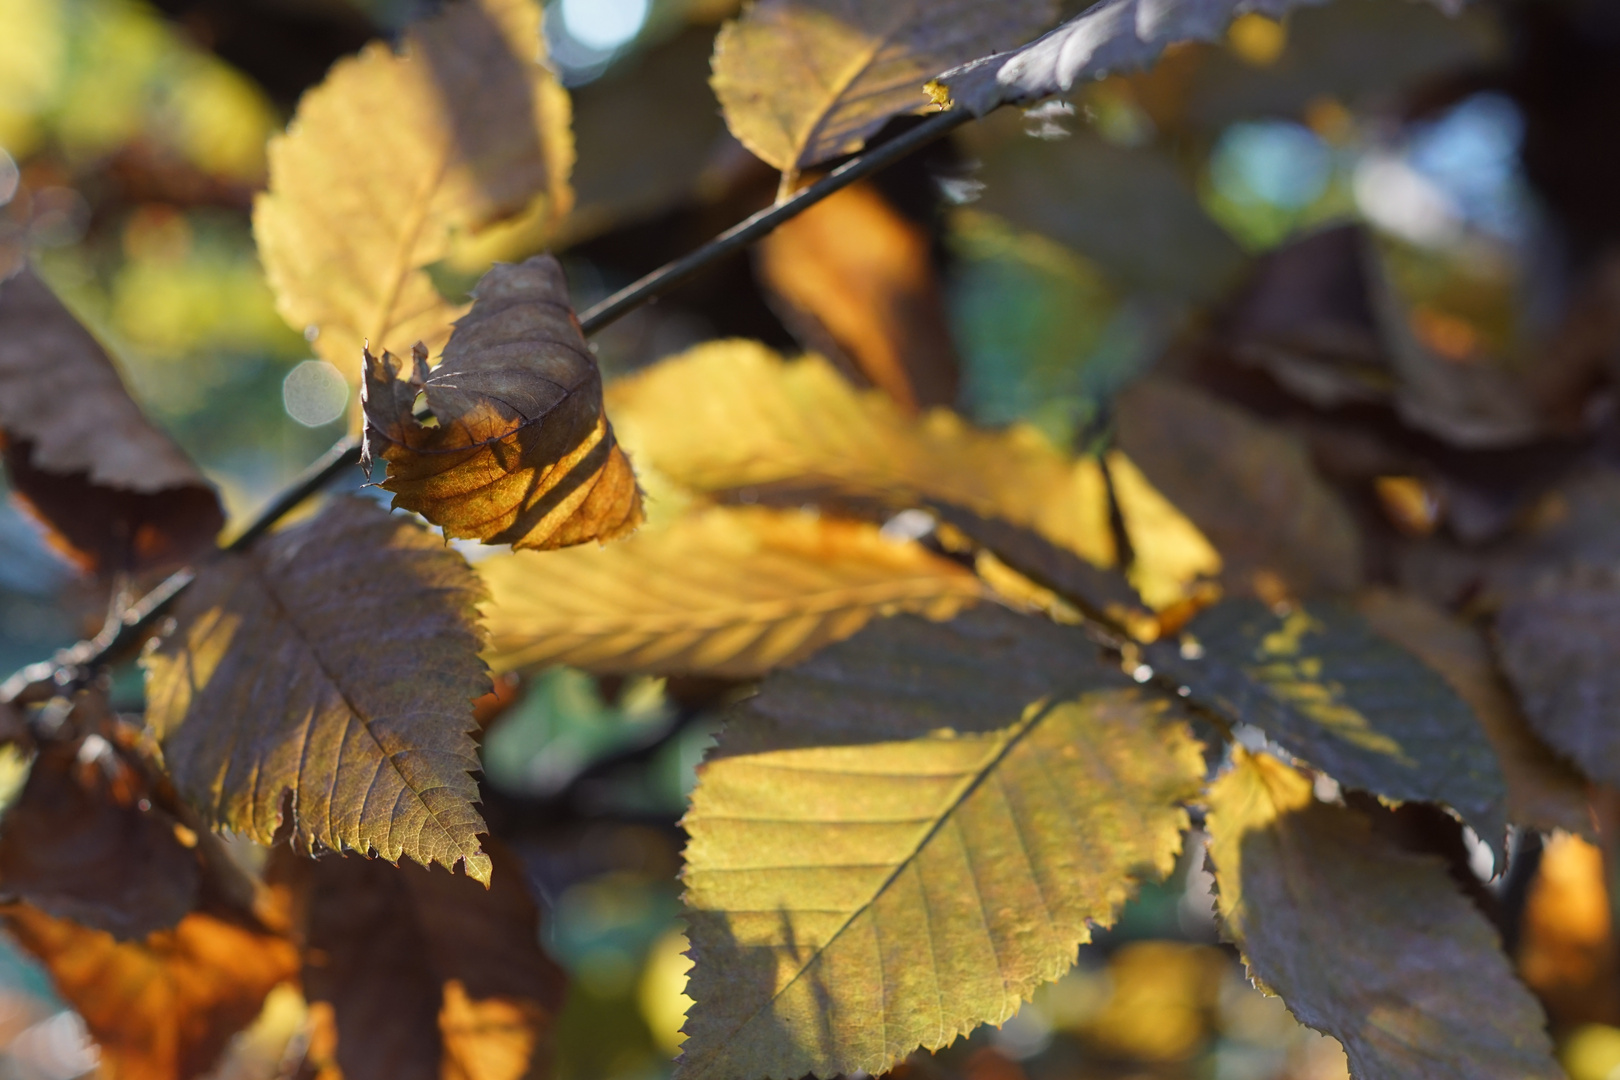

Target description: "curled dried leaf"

left=362, top=256, right=642, bottom=550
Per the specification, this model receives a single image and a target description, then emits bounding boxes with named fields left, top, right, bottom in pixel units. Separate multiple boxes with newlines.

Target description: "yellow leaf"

left=143, top=498, right=493, bottom=882
left=361, top=256, right=642, bottom=550
left=678, top=609, right=1204, bottom=1079
left=711, top=0, right=1054, bottom=177
left=1206, top=749, right=1562, bottom=1080
left=480, top=505, right=984, bottom=677
left=254, top=0, right=573, bottom=381
left=607, top=341, right=1115, bottom=567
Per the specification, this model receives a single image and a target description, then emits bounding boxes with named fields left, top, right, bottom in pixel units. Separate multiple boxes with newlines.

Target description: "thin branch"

left=0, top=107, right=972, bottom=703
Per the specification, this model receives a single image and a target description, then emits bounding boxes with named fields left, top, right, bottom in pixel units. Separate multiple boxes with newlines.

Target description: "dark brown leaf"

left=0, top=267, right=223, bottom=575
left=361, top=255, right=643, bottom=550
left=284, top=839, right=566, bottom=1080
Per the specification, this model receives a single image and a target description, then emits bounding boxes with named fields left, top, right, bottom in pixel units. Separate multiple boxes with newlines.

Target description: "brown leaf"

left=758, top=181, right=959, bottom=411
left=1113, top=377, right=1361, bottom=598
left=254, top=0, right=573, bottom=379
left=361, top=256, right=642, bottom=550
left=711, top=0, right=1055, bottom=176
left=283, top=839, right=565, bottom=1080
left=0, top=730, right=199, bottom=940
left=1206, top=749, right=1562, bottom=1080
left=1, top=899, right=299, bottom=1080
left=1356, top=588, right=1590, bottom=836
left=0, top=267, right=223, bottom=575
left=143, top=497, right=494, bottom=882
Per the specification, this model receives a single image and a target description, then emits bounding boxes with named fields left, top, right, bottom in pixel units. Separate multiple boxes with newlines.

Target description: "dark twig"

left=1, top=107, right=972, bottom=703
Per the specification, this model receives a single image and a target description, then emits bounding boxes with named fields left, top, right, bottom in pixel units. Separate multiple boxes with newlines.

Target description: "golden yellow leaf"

left=143, top=498, right=493, bottom=882
left=0, top=267, right=223, bottom=574
left=711, top=0, right=1054, bottom=177
left=758, top=180, right=959, bottom=411
left=1356, top=588, right=1590, bottom=836
left=361, top=256, right=642, bottom=550
left=254, top=0, right=573, bottom=380
left=2, top=900, right=299, bottom=1080
left=678, top=609, right=1204, bottom=1079
left=1206, top=748, right=1561, bottom=1080
left=607, top=340, right=1115, bottom=567
left=481, top=504, right=984, bottom=677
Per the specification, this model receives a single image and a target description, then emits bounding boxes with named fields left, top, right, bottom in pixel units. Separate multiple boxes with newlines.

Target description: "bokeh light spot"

left=282, top=359, right=349, bottom=427
left=560, top=0, right=649, bottom=51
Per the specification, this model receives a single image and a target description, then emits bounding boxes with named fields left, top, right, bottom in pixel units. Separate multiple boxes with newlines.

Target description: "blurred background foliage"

left=3, top=0, right=1620, bottom=1077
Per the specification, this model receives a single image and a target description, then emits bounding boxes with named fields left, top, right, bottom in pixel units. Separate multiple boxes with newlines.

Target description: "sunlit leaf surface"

left=678, top=608, right=1205, bottom=1079
left=712, top=0, right=1054, bottom=175
left=1206, top=748, right=1561, bottom=1080
left=143, top=498, right=493, bottom=882
left=481, top=505, right=984, bottom=677
left=362, top=256, right=642, bottom=550
left=254, top=0, right=572, bottom=380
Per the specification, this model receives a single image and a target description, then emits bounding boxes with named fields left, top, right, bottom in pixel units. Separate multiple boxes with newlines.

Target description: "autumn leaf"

left=0, top=730, right=199, bottom=940
left=2, top=899, right=299, bottom=1080
left=281, top=839, right=566, bottom=1080
left=361, top=256, right=642, bottom=550
left=678, top=607, right=1205, bottom=1079
left=758, top=180, right=960, bottom=411
left=254, top=0, right=573, bottom=378
left=1114, top=378, right=1361, bottom=599
left=481, top=505, right=984, bottom=677
left=1205, top=748, right=1561, bottom=1080
left=928, top=0, right=1461, bottom=116
left=0, top=267, right=223, bottom=575
left=143, top=497, right=494, bottom=882
left=607, top=341, right=1117, bottom=568
left=712, top=0, right=1055, bottom=179
left=1149, top=598, right=1508, bottom=853
left=1356, top=589, right=1590, bottom=836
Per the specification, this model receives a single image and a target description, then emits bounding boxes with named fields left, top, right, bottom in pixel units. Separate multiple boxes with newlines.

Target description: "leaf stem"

left=1, top=108, right=972, bottom=703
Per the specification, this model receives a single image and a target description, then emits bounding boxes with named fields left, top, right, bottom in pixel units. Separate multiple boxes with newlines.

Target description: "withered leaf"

left=679, top=608, right=1205, bottom=1080
left=0, top=267, right=223, bottom=575
left=0, top=731, right=198, bottom=940
left=362, top=256, right=643, bottom=550
left=1357, top=589, right=1590, bottom=837
left=143, top=497, right=494, bottom=882
left=758, top=180, right=960, bottom=411
left=712, top=0, right=1055, bottom=176
left=284, top=839, right=565, bottom=1080
left=1205, top=749, right=1561, bottom=1080
left=254, top=0, right=573, bottom=379
left=1114, top=377, right=1361, bottom=599
left=1148, top=599, right=1508, bottom=853
left=929, top=0, right=1462, bottom=117
left=481, top=505, right=984, bottom=678
left=607, top=340, right=1117, bottom=568
left=2, top=899, right=299, bottom=1080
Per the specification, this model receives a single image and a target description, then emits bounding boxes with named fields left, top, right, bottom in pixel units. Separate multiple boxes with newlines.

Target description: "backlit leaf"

left=2, top=899, right=299, bottom=1080
left=678, top=608, right=1205, bottom=1079
left=0, top=267, right=223, bottom=574
left=1205, top=748, right=1560, bottom=1080
left=929, top=0, right=1460, bottom=117
left=1115, top=378, right=1361, bottom=599
left=712, top=0, right=1055, bottom=176
left=0, top=730, right=198, bottom=940
left=758, top=181, right=960, bottom=411
left=254, top=0, right=573, bottom=378
left=607, top=341, right=1116, bottom=568
left=1148, top=599, right=1508, bottom=851
left=1356, top=589, right=1589, bottom=836
left=143, top=497, right=493, bottom=882
left=481, top=505, right=984, bottom=677
left=361, top=256, right=643, bottom=550
left=282, top=840, right=566, bottom=1080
